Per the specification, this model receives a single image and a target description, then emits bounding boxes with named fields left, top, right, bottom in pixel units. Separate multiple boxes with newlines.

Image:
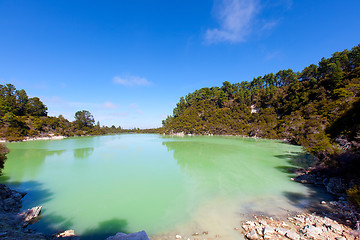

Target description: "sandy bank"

left=0, top=135, right=66, bottom=143
left=24, top=136, right=66, bottom=141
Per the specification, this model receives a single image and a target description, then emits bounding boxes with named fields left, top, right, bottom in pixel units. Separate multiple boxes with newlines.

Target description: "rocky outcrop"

left=21, top=206, right=42, bottom=227
left=0, top=184, right=25, bottom=212
left=240, top=210, right=359, bottom=240
left=1, top=183, right=151, bottom=240
left=0, top=184, right=50, bottom=239
left=326, top=177, right=347, bottom=195
left=292, top=169, right=350, bottom=197
left=106, top=230, right=150, bottom=240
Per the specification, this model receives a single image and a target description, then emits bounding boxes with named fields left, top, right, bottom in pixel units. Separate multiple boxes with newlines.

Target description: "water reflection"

left=73, top=147, right=94, bottom=159
left=2, top=147, right=65, bottom=183
left=81, top=218, right=128, bottom=240
left=0, top=135, right=327, bottom=239
left=162, top=136, right=301, bottom=196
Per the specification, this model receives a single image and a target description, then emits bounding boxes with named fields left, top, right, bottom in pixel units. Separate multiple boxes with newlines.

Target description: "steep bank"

left=0, top=182, right=150, bottom=240
left=0, top=184, right=50, bottom=239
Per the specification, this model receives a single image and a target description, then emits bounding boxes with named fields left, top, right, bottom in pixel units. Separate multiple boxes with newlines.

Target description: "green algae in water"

left=0, top=134, right=320, bottom=239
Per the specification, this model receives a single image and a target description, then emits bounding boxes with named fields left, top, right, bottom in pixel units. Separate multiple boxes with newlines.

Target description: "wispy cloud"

left=113, top=75, right=151, bottom=87
left=103, top=101, right=119, bottom=109
left=129, top=103, right=138, bottom=109
left=129, top=103, right=144, bottom=115
left=261, top=20, right=278, bottom=31
left=205, top=0, right=259, bottom=44
left=205, top=0, right=289, bottom=44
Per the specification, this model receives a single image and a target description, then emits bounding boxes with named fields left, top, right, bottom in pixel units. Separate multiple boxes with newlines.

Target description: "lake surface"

left=0, top=134, right=326, bottom=239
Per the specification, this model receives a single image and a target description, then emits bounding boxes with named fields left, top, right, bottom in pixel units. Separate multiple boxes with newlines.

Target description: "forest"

left=0, top=84, right=138, bottom=141
left=162, top=44, right=360, bottom=184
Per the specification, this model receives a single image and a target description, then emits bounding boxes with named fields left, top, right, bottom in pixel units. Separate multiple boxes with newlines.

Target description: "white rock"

left=246, top=229, right=260, bottom=240
left=285, top=230, right=300, bottom=240
left=276, top=228, right=288, bottom=236
left=330, top=223, right=343, bottom=233
left=263, top=226, right=275, bottom=235
left=56, top=230, right=76, bottom=238
left=293, top=216, right=305, bottom=223
left=260, top=220, right=267, bottom=226
left=106, top=231, right=150, bottom=240
left=246, top=221, right=256, bottom=227
left=282, top=221, right=289, bottom=227
left=335, top=237, right=346, bottom=240
left=302, top=225, right=323, bottom=237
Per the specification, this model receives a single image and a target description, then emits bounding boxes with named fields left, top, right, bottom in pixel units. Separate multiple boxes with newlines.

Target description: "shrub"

left=0, top=143, right=9, bottom=172
left=347, top=185, right=360, bottom=207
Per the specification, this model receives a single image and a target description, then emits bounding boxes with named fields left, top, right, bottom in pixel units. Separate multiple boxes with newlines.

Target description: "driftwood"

left=21, top=206, right=42, bottom=227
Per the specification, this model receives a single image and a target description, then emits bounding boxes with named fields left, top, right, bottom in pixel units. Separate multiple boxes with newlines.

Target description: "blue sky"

left=1, top=0, right=360, bottom=128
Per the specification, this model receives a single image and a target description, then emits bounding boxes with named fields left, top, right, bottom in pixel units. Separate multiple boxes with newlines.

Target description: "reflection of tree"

left=1, top=146, right=64, bottom=183
left=81, top=218, right=128, bottom=240
left=73, top=147, right=94, bottom=160
left=162, top=136, right=298, bottom=196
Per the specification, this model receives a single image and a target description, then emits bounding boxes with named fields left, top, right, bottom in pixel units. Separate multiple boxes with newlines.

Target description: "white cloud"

left=113, top=75, right=151, bottom=87
left=128, top=103, right=144, bottom=115
left=205, top=0, right=259, bottom=44
left=129, top=103, right=138, bottom=109
left=261, top=20, right=278, bottom=31
left=103, top=101, right=119, bottom=109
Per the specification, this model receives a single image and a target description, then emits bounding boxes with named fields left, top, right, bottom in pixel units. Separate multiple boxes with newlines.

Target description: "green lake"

left=0, top=134, right=329, bottom=239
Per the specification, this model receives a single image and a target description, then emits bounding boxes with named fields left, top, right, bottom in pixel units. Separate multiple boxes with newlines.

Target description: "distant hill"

left=162, top=44, right=360, bottom=164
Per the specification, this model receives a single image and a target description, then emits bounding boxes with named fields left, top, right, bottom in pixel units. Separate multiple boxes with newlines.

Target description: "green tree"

left=0, top=143, right=9, bottom=172
left=27, top=97, right=48, bottom=116
left=74, top=110, right=95, bottom=130
left=15, top=89, right=29, bottom=116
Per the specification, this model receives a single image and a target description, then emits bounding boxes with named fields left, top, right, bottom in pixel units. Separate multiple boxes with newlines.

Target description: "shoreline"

left=1, top=176, right=359, bottom=239
left=23, top=136, right=66, bottom=142
left=166, top=131, right=291, bottom=143
left=1, top=134, right=359, bottom=239
left=0, top=135, right=67, bottom=143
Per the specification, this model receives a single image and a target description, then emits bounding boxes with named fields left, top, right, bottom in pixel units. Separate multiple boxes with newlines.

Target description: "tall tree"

left=74, top=110, right=95, bottom=130
left=27, top=97, right=48, bottom=116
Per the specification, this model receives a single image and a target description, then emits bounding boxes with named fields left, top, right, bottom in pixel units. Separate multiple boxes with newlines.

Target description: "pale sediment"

left=0, top=135, right=66, bottom=143
left=24, top=136, right=66, bottom=141
left=239, top=204, right=360, bottom=240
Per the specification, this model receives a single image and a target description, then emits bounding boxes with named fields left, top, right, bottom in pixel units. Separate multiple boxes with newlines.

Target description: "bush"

left=347, top=185, right=360, bottom=207
left=0, top=143, right=9, bottom=172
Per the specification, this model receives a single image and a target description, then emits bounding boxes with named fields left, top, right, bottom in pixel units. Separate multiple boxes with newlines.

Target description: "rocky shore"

left=1, top=169, right=360, bottom=239
left=239, top=199, right=360, bottom=240
left=0, top=183, right=48, bottom=239
left=236, top=167, right=360, bottom=240
left=152, top=198, right=360, bottom=240
left=0, top=184, right=81, bottom=240
left=0, top=183, right=153, bottom=240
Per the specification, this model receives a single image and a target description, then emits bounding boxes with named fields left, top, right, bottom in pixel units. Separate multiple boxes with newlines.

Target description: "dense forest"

left=0, top=84, right=146, bottom=141
left=162, top=44, right=360, bottom=178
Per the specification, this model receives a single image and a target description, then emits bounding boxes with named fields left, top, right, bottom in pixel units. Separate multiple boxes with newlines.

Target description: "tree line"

left=0, top=84, right=135, bottom=141
left=162, top=44, right=360, bottom=173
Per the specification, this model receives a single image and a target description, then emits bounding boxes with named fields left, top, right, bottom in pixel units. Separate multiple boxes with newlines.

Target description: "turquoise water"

left=0, top=134, right=321, bottom=239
